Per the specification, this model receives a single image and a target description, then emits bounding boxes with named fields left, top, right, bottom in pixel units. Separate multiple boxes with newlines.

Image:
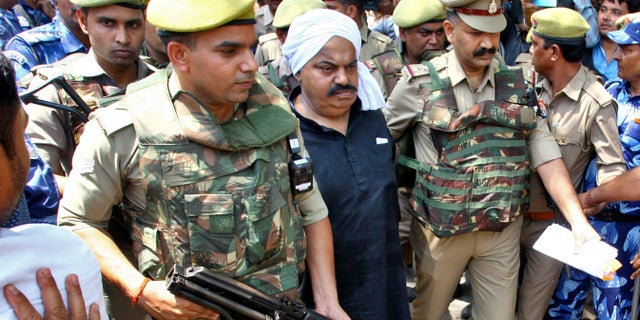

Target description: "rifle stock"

left=166, top=265, right=330, bottom=320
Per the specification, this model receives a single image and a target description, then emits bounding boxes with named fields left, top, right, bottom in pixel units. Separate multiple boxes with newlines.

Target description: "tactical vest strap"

left=267, top=63, right=285, bottom=89
left=421, top=60, right=448, bottom=91
left=369, top=49, right=404, bottom=96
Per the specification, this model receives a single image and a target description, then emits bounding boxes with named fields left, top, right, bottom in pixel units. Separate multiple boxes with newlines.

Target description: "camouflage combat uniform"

left=58, top=70, right=328, bottom=301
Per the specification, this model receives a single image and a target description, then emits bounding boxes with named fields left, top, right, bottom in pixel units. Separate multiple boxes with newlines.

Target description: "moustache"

left=327, top=84, right=357, bottom=97
left=473, top=47, right=497, bottom=57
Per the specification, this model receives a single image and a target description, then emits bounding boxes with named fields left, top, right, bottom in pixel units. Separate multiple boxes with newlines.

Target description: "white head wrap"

left=282, top=9, right=385, bottom=111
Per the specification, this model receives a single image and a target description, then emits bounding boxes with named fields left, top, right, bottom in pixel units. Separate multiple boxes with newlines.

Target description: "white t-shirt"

left=0, top=224, right=107, bottom=319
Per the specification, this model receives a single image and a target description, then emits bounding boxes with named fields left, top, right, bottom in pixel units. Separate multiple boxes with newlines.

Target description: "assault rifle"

left=19, top=74, right=92, bottom=123
left=166, top=264, right=330, bottom=320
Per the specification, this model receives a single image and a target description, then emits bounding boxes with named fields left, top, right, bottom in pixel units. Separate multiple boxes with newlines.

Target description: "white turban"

left=282, top=9, right=385, bottom=111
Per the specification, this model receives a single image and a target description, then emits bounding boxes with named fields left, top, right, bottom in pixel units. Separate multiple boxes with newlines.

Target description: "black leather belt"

left=593, top=209, right=640, bottom=223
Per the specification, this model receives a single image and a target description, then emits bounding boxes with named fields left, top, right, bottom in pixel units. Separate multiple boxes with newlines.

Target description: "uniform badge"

left=489, top=0, right=498, bottom=14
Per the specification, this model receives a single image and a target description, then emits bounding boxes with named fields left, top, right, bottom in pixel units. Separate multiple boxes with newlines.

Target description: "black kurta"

left=290, top=87, right=410, bottom=320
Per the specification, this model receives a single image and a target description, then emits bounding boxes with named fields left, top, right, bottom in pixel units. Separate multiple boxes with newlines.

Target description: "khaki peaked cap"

left=394, top=0, right=446, bottom=28
left=147, top=0, right=256, bottom=33
left=273, top=0, right=327, bottom=29
left=440, top=0, right=506, bottom=33
left=526, top=7, right=590, bottom=43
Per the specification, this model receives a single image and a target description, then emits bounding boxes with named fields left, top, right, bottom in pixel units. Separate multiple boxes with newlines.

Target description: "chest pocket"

left=161, top=146, right=289, bottom=276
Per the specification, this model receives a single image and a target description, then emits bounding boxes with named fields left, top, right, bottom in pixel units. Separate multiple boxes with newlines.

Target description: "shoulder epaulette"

left=31, top=52, right=86, bottom=82
left=514, top=53, right=531, bottom=65
left=583, top=71, right=615, bottom=107
left=93, top=103, right=133, bottom=136
left=401, top=63, right=430, bottom=81
left=258, top=32, right=278, bottom=44
left=363, top=59, right=377, bottom=72
left=369, top=30, right=393, bottom=44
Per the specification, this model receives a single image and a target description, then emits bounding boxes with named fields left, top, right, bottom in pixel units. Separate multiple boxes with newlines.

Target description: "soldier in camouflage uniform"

left=57, top=1, right=350, bottom=319
left=324, top=0, right=395, bottom=61
left=383, top=0, right=601, bottom=318
left=23, top=0, right=150, bottom=182
left=258, top=0, right=326, bottom=94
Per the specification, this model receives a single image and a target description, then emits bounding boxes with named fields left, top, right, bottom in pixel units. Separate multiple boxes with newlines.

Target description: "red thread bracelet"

left=131, top=278, right=151, bottom=305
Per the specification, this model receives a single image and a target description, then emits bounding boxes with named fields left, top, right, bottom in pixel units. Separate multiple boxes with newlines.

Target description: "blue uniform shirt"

left=24, top=135, right=60, bottom=224
left=4, top=15, right=87, bottom=81
left=14, top=0, right=52, bottom=28
left=1, top=135, right=59, bottom=228
left=584, top=79, right=640, bottom=216
left=0, top=8, right=25, bottom=49
left=591, top=40, right=619, bottom=83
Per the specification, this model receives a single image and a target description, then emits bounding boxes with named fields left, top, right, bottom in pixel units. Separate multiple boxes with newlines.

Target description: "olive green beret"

left=272, top=0, right=327, bottom=29
left=147, top=0, right=255, bottom=33
left=616, top=12, right=640, bottom=30
left=70, top=0, right=145, bottom=8
left=394, top=0, right=446, bottom=28
left=440, top=0, right=506, bottom=33
left=526, top=7, right=590, bottom=43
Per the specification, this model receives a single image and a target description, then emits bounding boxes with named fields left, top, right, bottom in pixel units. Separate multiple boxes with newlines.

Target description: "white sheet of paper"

left=533, top=223, right=618, bottom=280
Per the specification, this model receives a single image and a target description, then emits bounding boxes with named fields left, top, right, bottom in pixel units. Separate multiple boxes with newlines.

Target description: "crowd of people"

left=1, top=0, right=640, bottom=319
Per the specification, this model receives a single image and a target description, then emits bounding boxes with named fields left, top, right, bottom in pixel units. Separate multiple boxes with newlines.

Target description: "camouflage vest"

left=125, top=70, right=306, bottom=298
left=400, top=61, right=536, bottom=237
left=364, top=49, right=404, bottom=98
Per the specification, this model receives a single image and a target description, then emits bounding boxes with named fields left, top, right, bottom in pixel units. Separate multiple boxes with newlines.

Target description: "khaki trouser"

left=410, top=216, right=523, bottom=320
left=517, top=217, right=564, bottom=320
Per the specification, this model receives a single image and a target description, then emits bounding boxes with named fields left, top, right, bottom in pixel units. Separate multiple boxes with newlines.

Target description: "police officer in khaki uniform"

left=57, top=1, right=350, bottom=319
left=364, top=0, right=447, bottom=100
left=383, top=0, right=601, bottom=318
left=324, top=0, right=394, bottom=61
left=258, top=0, right=326, bottom=93
left=518, top=8, right=625, bottom=320
left=254, top=0, right=282, bottom=66
left=394, top=0, right=447, bottom=65
left=23, top=0, right=151, bottom=186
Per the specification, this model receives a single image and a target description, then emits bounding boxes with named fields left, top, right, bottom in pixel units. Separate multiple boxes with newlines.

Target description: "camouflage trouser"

left=547, top=220, right=640, bottom=319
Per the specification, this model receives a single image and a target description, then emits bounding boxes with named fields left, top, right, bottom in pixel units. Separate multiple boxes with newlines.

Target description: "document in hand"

left=533, top=223, right=622, bottom=280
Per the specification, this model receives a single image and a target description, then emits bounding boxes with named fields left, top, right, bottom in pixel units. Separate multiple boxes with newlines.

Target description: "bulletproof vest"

left=125, top=70, right=306, bottom=298
left=364, top=49, right=404, bottom=98
left=400, top=60, right=536, bottom=237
